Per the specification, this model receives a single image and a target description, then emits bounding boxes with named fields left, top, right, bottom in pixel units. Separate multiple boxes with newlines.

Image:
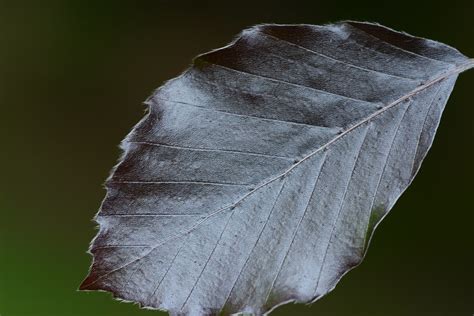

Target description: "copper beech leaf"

left=80, top=21, right=473, bottom=315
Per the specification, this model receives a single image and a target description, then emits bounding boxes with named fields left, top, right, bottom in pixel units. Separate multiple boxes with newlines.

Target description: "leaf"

left=80, top=21, right=473, bottom=315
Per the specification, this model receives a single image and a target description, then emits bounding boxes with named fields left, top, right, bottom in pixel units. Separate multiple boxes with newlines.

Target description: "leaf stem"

left=460, top=58, right=474, bottom=72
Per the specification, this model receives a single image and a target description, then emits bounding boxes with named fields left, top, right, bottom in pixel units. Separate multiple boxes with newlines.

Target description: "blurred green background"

left=0, top=0, right=472, bottom=315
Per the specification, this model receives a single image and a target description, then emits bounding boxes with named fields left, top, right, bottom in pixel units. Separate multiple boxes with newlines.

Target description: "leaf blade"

left=80, top=21, right=473, bottom=315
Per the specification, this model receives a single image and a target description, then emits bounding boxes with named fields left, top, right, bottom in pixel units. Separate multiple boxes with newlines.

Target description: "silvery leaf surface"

left=80, top=21, right=473, bottom=316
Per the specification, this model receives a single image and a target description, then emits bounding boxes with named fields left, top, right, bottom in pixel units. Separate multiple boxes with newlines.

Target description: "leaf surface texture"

left=80, top=21, right=473, bottom=316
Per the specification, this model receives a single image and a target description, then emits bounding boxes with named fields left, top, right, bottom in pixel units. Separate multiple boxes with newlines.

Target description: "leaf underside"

left=80, top=21, right=473, bottom=316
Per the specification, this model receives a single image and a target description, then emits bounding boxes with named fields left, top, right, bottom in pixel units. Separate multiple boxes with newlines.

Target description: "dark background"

left=0, top=1, right=472, bottom=315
